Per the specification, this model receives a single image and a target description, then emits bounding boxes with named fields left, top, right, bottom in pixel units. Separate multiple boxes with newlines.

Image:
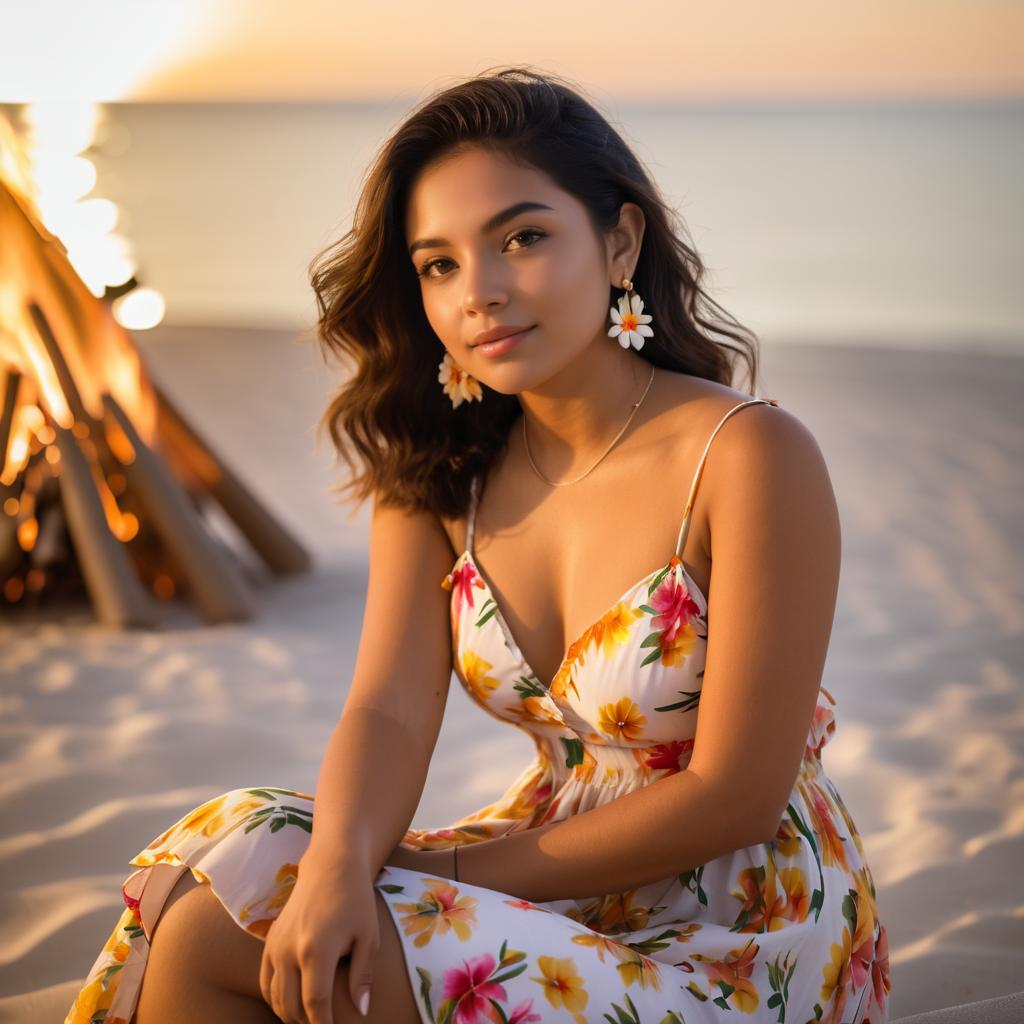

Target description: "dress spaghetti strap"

left=673, top=397, right=779, bottom=557
left=465, top=396, right=779, bottom=559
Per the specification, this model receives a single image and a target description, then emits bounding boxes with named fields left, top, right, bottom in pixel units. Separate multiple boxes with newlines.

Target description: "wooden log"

left=53, top=425, right=157, bottom=628
left=0, top=368, right=19, bottom=473
left=153, top=381, right=312, bottom=576
left=101, top=391, right=255, bottom=624
left=27, top=302, right=90, bottom=423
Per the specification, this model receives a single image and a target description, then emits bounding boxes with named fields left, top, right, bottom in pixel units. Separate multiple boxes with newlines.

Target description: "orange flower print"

left=732, top=860, right=789, bottom=933
left=692, top=938, right=760, bottom=1013
left=530, top=955, right=589, bottom=1013
left=450, top=558, right=486, bottom=617
left=239, top=862, right=299, bottom=936
left=818, top=924, right=854, bottom=1024
left=460, top=650, right=500, bottom=704
left=551, top=604, right=642, bottom=700
left=597, top=697, right=647, bottom=743
left=805, top=780, right=850, bottom=873
left=392, top=877, right=479, bottom=948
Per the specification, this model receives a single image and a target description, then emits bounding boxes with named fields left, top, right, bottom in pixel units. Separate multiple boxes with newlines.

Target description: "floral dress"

left=65, top=397, right=891, bottom=1024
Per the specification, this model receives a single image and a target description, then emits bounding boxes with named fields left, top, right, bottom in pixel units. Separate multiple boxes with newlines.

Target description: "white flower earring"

left=608, top=276, right=654, bottom=351
left=438, top=351, right=484, bottom=408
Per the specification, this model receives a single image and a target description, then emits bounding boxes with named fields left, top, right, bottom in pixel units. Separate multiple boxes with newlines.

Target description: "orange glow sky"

left=4, top=0, right=1023, bottom=103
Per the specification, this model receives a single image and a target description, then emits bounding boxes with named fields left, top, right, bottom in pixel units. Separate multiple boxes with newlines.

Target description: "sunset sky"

left=5, top=0, right=1023, bottom=103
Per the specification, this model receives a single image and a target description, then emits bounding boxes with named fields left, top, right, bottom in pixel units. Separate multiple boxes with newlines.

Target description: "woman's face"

left=404, top=146, right=627, bottom=395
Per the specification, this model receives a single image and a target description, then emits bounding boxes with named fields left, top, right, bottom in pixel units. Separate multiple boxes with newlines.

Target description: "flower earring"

left=608, top=276, right=654, bottom=351
left=438, top=350, right=483, bottom=408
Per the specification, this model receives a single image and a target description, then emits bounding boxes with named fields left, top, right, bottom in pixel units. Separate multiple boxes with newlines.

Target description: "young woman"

left=66, top=67, right=890, bottom=1024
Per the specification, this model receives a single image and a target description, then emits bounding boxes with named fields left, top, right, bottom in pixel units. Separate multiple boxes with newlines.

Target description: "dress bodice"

left=440, top=396, right=837, bottom=808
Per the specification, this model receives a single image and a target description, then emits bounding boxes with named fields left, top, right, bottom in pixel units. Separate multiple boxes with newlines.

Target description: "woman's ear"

left=607, top=201, right=646, bottom=282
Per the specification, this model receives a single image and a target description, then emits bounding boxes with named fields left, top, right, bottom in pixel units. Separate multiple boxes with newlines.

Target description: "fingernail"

left=357, top=988, right=371, bottom=1017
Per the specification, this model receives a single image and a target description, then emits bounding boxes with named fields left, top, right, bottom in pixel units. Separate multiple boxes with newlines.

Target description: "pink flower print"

left=643, top=738, right=695, bottom=773
left=509, top=998, right=542, bottom=1023
left=650, top=572, right=700, bottom=645
left=451, top=559, right=486, bottom=617
left=870, top=923, right=892, bottom=1014
left=442, top=953, right=507, bottom=1024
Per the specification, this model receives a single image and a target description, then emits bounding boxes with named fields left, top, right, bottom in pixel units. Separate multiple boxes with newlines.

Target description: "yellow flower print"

left=615, top=947, right=664, bottom=991
left=392, top=877, right=479, bottom=948
left=239, top=862, right=298, bottom=926
left=530, top=954, right=589, bottom=1013
left=819, top=924, right=854, bottom=1024
left=460, top=650, right=500, bottom=703
left=779, top=866, right=811, bottom=923
left=657, top=620, right=698, bottom=668
left=583, top=888, right=659, bottom=934
left=177, top=794, right=230, bottom=838
left=597, top=697, right=647, bottom=743
left=571, top=931, right=628, bottom=962
left=550, top=603, right=643, bottom=700
left=773, top=817, right=802, bottom=857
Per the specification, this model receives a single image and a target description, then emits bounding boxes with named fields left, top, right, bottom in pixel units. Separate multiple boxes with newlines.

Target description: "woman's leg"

left=134, top=870, right=421, bottom=1023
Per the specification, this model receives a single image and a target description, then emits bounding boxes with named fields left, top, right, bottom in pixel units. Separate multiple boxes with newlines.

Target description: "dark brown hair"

left=308, top=65, right=760, bottom=520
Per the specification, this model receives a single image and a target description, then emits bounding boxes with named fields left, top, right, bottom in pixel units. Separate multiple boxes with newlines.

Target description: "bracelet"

left=452, top=844, right=459, bottom=881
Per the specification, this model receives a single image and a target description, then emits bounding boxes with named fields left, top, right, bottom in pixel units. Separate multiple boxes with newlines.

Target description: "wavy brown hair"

left=308, top=65, right=760, bottom=521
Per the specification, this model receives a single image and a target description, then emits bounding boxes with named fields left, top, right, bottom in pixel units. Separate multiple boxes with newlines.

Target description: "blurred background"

left=1, top=2, right=1021, bottom=1021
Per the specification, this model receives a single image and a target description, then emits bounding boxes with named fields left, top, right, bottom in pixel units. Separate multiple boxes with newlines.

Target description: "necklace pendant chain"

left=523, top=363, right=657, bottom=487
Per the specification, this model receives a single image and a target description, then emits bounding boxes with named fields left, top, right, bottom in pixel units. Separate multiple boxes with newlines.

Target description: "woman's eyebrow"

left=408, top=200, right=555, bottom=257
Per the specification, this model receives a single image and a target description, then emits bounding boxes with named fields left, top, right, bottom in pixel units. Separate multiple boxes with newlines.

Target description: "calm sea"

left=24, top=100, right=1024, bottom=353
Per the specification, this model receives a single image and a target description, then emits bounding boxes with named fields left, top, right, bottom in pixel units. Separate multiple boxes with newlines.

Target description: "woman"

left=66, top=67, right=890, bottom=1024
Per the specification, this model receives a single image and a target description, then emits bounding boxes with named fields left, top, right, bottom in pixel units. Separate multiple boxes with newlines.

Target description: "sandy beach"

left=1, top=329, right=1021, bottom=1022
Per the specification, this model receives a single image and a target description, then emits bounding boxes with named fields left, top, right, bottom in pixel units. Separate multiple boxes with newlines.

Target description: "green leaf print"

left=654, top=689, right=702, bottom=714
left=784, top=802, right=826, bottom=922
left=624, top=929, right=681, bottom=955
left=513, top=674, right=547, bottom=699
left=244, top=786, right=309, bottom=800
left=648, top=565, right=673, bottom=593
left=415, top=966, right=435, bottom=1022
left=240, top=802, right=314, bottom=836
left=377, top=883, right=405, bottom=893
left=487, top=998, right=511, bottom=1023
left=475, top=597, right=499, bottom=628
left=560, top=736, right=585, bottom=768
left=678, top=865, right=708, bottom=907
left=602, top=990, right=642, bottom=1023
left=657, top=1013, right=687, bottom=1024
left=766, top=948, right=797, bottom=1022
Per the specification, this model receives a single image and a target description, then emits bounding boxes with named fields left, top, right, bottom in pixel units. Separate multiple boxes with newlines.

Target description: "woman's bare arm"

left=419, top=405, right=842, bottom=902
left=301, top=495, right=457, bottom=879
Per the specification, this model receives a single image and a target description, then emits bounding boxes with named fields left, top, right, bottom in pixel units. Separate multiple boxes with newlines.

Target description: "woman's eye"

left=416, top=228, right=545, bottom=280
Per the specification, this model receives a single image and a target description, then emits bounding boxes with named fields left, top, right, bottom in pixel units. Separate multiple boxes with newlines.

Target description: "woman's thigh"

left=140, top=870, right=421, bottom=1022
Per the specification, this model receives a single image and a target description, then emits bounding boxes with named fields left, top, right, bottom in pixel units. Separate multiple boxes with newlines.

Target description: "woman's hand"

left=259, top=854, right=379, bottom=1023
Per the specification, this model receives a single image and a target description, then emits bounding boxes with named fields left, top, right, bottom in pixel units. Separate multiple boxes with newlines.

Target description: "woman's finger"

left=274, top=960, right=306, bottom=1024
left=346, top=926, right=379, bottom=1018
left=258, top=946, right=275, bottom=1011
left=301, top=950, right=341, bottom=1024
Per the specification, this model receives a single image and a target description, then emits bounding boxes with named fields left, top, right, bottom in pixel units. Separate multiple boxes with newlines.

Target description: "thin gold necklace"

left=522, top=363, right=657, bottom=487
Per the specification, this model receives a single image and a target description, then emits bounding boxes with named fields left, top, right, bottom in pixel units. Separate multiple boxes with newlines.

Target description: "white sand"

left=1, top=329, right=1021, bottom=1022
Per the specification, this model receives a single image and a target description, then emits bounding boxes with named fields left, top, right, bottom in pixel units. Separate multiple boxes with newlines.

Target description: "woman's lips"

left=473, top=326, right=534, bottom=357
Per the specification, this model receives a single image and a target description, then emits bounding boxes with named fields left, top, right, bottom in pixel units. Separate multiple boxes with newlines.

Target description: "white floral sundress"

left=65, top=397, right=891, bottom=1024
